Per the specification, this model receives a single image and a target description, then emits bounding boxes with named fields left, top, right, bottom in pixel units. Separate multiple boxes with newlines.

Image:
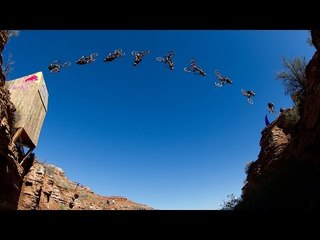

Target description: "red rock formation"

left=237, top=30, right=320, bottom=210
left=18, top=160, right=152, bottom=210
left=0, top=30, right=24, bottom=210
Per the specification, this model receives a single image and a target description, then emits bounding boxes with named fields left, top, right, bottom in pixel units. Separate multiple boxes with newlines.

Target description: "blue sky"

left=4, top=30, right=314, bottom=209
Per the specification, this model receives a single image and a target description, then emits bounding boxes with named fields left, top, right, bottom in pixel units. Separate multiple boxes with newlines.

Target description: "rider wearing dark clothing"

left=133, top=52, right=143, bottom=66
left=104, top=50, right=122, bottom=62
left=223, top=77, right=232, bottom=84
left=168, top=61, right=174, bottom=70
left=165, top=53, right=174, bottom=70
left=48, top=61, right=61, bottom=72
left=191, top=62, right=206, bottom=76
left=84, top=56, right=92, bottom=62
left=191, top=60, right=206, bottom=76
left=197, top=67, right=206, bottom=76
left=77, top=56, right=89, bottom=65
left=246, top=90, right=255, bottom=97
left=104, top=53, right=114, bottom=62
left=48, top=64, right=60, bottom=72
left=114, top=50, right=122, bottom=57
left=268, top=102, right=275, bottom=113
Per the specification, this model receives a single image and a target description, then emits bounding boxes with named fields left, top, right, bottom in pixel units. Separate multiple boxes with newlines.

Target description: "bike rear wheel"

left=168, top=51, right=175, bottom=57
left=190, top=58, right=197, bottom=65
left=51, top=60, right=60, bottom=64
left=215, top=70, right=223, bottom=79
left=241, top=89, right=247, bottom=96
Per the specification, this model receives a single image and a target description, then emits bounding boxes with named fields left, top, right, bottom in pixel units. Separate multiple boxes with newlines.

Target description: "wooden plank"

left=11, top=127, right=23, bottom=143
left=5, top=72, right=48, bottom=147
left=19, top=147, right=35, bottom=166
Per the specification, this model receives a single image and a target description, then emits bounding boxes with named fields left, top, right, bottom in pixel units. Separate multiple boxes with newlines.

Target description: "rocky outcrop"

left=237, top=30, right=320, bottom=210
left=0, top=30, right=24, bottom=210
left=244, top=119, right=290, bottom=189
left=18, top=160, right=153, bottom=210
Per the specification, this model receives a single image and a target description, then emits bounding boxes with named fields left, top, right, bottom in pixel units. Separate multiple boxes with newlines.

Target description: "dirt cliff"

left=236, top=30, right=320, bottom=210
left=18, top=160, right=152, bottom=210
left=0, top=30, right=25, bottom=210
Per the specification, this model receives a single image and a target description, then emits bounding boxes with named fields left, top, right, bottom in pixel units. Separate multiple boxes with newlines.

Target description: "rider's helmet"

left=268, top=102, right=274, bottom=109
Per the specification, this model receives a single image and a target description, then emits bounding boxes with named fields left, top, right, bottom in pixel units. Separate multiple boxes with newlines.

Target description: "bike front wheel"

left=142, top=50, right=150, bottom=56
left=90, top=52, right=98, bottom=58
left=156, top=57, right=164, bottom=62
left=184, top=67, right=191, bottom=72
left=214, top=81, right=223, bottom=87
left=247, top=97, right=254, bottom=104
left=62, top=62, right=71, bottom=67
